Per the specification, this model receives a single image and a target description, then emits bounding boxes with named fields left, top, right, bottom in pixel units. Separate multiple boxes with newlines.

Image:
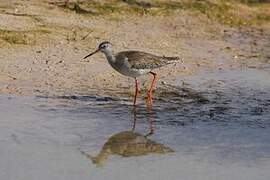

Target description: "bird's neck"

left=103, top=50, right=116, bottom=64
left=90, top=148, right=111, bottom=165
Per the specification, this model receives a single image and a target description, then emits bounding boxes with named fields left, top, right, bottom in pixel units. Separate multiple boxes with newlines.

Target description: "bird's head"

left=83, top=41, right=112, bottom=59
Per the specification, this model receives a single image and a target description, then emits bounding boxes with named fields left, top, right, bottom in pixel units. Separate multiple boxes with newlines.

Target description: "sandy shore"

left=0, top=0, right=269, bottom=97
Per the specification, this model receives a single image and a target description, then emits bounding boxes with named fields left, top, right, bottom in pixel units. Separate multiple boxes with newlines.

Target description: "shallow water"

left=1, top=68, right=270, bottom=180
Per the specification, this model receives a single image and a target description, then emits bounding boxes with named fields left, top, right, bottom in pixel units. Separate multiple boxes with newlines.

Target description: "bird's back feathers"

left=115, top=51, right=182, bottom=70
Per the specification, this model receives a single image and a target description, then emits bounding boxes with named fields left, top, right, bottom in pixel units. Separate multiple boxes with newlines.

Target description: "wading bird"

left=83, top=41, right=182, bottom=105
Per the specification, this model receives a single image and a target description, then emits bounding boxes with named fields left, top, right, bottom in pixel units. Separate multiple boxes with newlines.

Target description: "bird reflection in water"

left=82, top=102, right=174, bottom=166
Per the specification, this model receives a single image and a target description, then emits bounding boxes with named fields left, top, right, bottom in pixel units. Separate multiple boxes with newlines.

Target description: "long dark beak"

left=83, top=49, right=100, bottom=59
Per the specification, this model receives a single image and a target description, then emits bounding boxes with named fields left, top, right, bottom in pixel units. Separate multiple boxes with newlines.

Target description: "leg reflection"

left=131, top=106, right=137, bottom=132
left=145, top=101, right=154, bottom=137
left=131, top=104, right=154, bottom=137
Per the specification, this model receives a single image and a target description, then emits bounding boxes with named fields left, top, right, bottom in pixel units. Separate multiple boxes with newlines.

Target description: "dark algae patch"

left=0, top=28, right=50, bottom=45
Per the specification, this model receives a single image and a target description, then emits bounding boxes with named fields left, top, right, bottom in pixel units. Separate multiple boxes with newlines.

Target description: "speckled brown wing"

left=115, top=51, right=180, bottom=70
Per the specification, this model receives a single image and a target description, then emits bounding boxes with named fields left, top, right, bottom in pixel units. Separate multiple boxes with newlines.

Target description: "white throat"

left=102, top=49, right=115, bottom=64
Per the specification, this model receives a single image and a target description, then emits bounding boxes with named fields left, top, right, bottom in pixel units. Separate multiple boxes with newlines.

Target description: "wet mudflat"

left=1, top=68, right=270, bottom=180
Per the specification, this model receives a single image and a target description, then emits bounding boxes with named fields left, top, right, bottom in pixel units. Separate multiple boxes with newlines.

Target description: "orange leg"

left=147, top=71, right=157, bottom=105
left=133, top=78, right=139, bottom=106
